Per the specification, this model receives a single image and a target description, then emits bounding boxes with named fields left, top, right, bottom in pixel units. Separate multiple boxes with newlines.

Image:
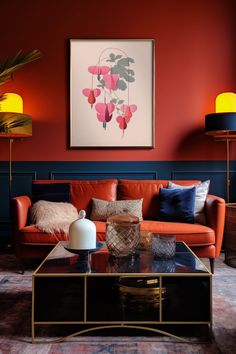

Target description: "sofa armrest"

left=205, top=194, right=226, bottom=257
left=11, top=195, right=32, bottom=230
left=11, top=195, right=32, bottom=250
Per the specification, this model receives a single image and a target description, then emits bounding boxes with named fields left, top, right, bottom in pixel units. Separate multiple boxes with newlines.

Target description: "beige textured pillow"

left=30, top=200, right=79, bottom=234
left=90, top=198, right=143, bottom=221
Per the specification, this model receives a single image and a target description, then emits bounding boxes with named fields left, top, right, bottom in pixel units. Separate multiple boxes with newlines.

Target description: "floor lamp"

left=205, top=92, right=236, bottom=203
left=0, top=93, right=32, bottom=247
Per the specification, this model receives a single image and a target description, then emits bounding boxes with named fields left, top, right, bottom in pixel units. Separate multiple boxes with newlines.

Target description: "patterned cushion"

left=90, top=198, right=143, bottom=221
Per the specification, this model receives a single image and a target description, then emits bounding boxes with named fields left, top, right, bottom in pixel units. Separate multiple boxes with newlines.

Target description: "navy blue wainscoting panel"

left=171, top=170, right=227, bottom=199
left=0, top=160, right=234, bottom=245
left=50, top=170, right=158, bottom=180
left=0, top=168, right=37, bottom=244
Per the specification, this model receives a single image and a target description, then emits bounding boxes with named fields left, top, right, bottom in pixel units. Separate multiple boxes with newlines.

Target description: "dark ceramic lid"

left=107, top=213, right=139, bottom=224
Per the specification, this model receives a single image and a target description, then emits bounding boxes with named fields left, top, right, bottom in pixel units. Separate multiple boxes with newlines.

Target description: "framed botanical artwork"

left=70, top=39, right=155, bottom=148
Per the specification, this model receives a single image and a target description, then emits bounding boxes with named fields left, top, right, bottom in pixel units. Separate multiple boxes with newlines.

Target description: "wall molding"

left=0, top=171, right=37, bottom=177
left=50, top=170, right=158, bottom=180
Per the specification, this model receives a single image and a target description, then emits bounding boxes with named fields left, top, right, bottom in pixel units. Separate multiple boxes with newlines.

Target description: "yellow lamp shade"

left=0, top=93, right=23, bottom=113
left=215, top=92, right=236, bottom=113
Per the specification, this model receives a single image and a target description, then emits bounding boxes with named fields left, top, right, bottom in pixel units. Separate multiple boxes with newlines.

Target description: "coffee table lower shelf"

left=32, top=322, right=212, bottom=344
left=32, top=273, right=212, bottom=343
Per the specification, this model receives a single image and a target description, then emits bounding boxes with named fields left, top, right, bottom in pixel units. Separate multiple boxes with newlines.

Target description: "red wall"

left=0, top=0, right=235, bottom=161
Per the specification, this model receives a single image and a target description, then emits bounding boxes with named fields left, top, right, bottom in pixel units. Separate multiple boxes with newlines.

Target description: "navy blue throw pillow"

left=159, top=187, right=196, bottom=223
left=32, top=183, right=70, bottom=203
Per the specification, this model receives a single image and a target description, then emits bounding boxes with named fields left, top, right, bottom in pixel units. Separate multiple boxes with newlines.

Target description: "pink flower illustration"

left=95, top=102, right=115, bottom=129
left=82, top=88, right=101, bottom=107
left=116, top=104, right=137, bottom=136
left=82, top=50, right=137, bottom=138
left=121, top=104, right=137, bottom=118
left=88, top=66, right=110, bottom=79
left=116, top=115, right=130, bottom=131
left=103, top=74, right=119, bottom=90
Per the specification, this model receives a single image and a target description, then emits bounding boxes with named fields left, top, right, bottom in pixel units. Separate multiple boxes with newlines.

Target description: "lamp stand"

left=9, top=138, right=13, bottom=198
left=223, top=138, right=235, bottom=203
left=210, top=136, right=235, bottom=203
left=226, top=139, right=230, bottom=203
left=0, top=109, right=32, bottom=251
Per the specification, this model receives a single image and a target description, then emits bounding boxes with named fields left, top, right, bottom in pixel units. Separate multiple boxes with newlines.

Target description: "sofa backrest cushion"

left=118, top=180, right=164, bottom=219
left=70, top=180, right=118, bottom=217
left=118, top=179, right=202, bottom=220
left=32, top=183, right=70, bottom=203
left=33, top=179, right=118, bottom=218
left=32, top=179, right=203, bottom=221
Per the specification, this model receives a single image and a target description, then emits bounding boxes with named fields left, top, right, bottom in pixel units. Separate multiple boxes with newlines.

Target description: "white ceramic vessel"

left=69, top=210, right=96, bottom=250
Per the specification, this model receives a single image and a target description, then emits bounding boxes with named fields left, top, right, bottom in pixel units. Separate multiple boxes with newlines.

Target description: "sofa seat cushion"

left=93, top=221, right=106, bottom=242
left=20, top=221, right=214, bottom=247
left=19, top=225, right=68, bottom=244
left=191, top=245, right=215, bottom=258
left=93, top=220, right=214, bottom=246
left=140, top=221, right=215, bottom=246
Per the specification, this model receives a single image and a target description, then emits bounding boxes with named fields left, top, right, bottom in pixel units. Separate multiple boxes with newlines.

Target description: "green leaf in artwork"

left=127, top=57, right=135, bottom=63
left=110, top=66, right=119, bottom=75
left=106, top=53, right=116, bottom=62
left=112, top=65, right=135, bottom=84
left=97, top=79, right=105, bottom=88
left=117, top=57, right=134, bottom=67
left=110, top=56, right=136, bottom=86
left=118, top=100, right=124, bottom=104
left=115, top=55, right=122, bottom=60
left=116, top=80, right=127, bottom=91
left=127, top=69, right=135, bottom=75
left=123, top=73, right=135, bottom=83
left=110, top=98, right=118, bottom=104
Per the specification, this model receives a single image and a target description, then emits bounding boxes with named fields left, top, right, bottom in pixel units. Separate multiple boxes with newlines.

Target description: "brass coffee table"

left=32, top=241, right=212, bottom=343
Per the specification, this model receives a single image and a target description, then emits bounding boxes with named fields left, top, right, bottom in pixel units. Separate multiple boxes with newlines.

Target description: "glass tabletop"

left=34, top=241, right=210, bottom=275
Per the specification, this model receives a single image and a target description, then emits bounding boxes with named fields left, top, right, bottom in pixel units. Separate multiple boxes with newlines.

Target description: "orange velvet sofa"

left=11, top=179, right=226, bottom=273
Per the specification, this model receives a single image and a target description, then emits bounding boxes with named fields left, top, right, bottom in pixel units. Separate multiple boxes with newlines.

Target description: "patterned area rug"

left=0, top=252, right=235, bottom=354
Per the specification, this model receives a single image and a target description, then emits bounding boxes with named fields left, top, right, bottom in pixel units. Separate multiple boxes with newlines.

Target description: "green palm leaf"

left=0, top=49, right=41, bottom=86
